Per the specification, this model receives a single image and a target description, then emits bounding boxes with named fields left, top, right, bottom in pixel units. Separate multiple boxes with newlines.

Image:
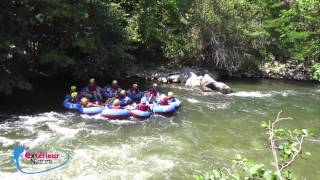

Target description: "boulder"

left=168, top=74, right=182, bottom=83
left=200, top=74, right=215, bottom=85
left=185, top=73, right=232, bottom=94
left=210, top=81, right=233, bottom=94
left=185, top=72, right=202, bottom=88
left=200, top=74, right=232, bottom=94
left=157, top=77, right=168, bottom=83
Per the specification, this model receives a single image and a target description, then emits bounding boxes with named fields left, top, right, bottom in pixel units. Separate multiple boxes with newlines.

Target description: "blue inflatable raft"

left=101, top=108, right=130, bottom=119
left=152, top=104, right=176, bottom=115
left=130, top=109, right=152, bottom=119
left=63, top=99, right=81, bottom=110
left=63, top=98, right=103, bottom=115
left=79, top=107, right=104, bottom=115
left=169, top=98, right=181, bottom=109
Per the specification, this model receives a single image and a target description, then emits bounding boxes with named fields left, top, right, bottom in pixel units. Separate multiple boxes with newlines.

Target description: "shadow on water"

left=0, top=76, right=149, bottom=115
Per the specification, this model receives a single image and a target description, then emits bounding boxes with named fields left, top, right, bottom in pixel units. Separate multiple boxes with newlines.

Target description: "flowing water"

left=0, top=79, right=319, bottom=179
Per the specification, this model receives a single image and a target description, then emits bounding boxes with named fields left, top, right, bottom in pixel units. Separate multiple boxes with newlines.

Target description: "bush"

left=311, top=63, right=320, bottom=81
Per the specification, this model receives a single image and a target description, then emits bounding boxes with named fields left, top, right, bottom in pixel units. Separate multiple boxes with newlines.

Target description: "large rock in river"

left=201, top=74, right=232, bottom=94
left=185, top=72, right=202, bottom=88
left=186, top=73, right=232, bottom=94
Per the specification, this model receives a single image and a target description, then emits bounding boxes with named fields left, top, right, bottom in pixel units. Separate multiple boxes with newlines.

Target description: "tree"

left=0, top=0, right=130, bottom=94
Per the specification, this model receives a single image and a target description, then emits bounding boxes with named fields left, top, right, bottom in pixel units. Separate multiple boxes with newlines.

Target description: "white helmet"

left=141, top=98, right=147, bottom=104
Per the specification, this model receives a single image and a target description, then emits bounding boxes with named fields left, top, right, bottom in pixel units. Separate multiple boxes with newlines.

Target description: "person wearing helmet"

left=167, top=91, right=176, bottom=102
left=136, top=98, right=151, bottom=111
left=66, top=85, right=78, bottom=99
left=116, top=89, right=134, bottom=106
left=127, top=83, right=141, bottom=100
left=70, top=86, right=77, bottom=94
left=147, top=83, right=160, bottom=103
left=108, top=99, right=123, bottom=109
left=149, top=83, right=160, bottom=96
left=158, top=94, right=169, bottom=105
left=69, top=92, right=81, bottom=103
left=105, top=89, right=126, bottom=105
left=88, top=78, right=103, bottom=101
left=104, top=80, right=121, bottom=98
left=127, top=83, right=140, bottom=95
left=80, top=97, right=101, bottom=108
left=115, top=89, right=127, bottom=100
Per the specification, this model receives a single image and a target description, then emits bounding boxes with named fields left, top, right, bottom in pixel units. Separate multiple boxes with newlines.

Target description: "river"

left=0, top=78, right=319, bottom=179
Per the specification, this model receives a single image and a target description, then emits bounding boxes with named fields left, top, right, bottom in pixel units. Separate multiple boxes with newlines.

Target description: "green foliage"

left=194, top=154, right=278, bottom=180
left=0, top=0, right=131, bottom=94
left=191, top=0, right=270, bottom=71
left=195, top=113, right=312, bottom=180
left=264, top=0, right=320, bottom=62
left=1, top=0, right=320, bottom=94
left=311, top=63, right=320, bottom=80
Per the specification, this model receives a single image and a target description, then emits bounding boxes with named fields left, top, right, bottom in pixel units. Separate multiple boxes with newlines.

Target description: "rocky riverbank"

left=125, top=65, right=232, bottom=94
left=125, top=61, right=318, bottom=94
left=231, top=61, right=314, bottom=81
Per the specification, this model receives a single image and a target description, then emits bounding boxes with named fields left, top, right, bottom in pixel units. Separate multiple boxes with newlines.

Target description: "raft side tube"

left=130, top=109, right=152, bottom=119
left=101, top=109, right=130, bottom=119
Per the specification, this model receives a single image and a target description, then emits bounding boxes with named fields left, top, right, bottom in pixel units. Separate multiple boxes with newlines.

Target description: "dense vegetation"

left=1, top=0, right=320, bottom=94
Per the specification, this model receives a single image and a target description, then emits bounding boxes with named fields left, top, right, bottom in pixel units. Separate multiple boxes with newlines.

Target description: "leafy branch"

left=195, top=111, right=312, bottom=180
left=262, top=111, right=310, bottom=180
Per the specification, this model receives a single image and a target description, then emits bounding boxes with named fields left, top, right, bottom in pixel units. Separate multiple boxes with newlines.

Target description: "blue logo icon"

left=12, top=146, right=70, bottom=174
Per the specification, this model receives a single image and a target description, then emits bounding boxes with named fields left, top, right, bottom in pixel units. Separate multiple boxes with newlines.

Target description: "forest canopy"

left=1, top=0, right=319, bottom=94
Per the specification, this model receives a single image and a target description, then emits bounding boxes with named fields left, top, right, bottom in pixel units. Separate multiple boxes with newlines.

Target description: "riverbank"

left=124, top=62, right=319, bottom=94
left=1, top=62, right=319, bottom=109
left=230, top=61, right=318, bottom=81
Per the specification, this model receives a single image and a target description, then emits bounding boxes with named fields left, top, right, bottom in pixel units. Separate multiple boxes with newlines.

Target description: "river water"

left=0, top=79, right=319, bottom=179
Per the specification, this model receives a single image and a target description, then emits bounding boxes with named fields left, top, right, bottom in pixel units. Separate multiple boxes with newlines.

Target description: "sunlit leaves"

left=265, top=0, right=320, bottom=62
left=311, top=63, right=320, bottom=80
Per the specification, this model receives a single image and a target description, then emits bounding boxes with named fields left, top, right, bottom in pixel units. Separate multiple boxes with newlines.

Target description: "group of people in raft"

left=66, top=78, right=177, bottom=112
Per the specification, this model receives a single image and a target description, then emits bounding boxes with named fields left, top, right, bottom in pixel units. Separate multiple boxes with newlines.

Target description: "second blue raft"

left=130, top=109, right=152, bottom=119
left=101, top=109, right=130, bottom=119
left=152, top=104, right=176, bottom=115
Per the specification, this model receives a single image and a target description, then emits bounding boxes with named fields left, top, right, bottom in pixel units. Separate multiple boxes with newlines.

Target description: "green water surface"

left=0, top=79, right=319, bottom=179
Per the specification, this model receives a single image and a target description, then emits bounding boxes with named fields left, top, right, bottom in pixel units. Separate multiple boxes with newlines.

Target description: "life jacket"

left=111, top=84, right=119, bottom=90
left=159, top=98, right=169, bottom=105
left=149, top=88, right=158, bottom=96
left=88, top=83, right=97, bottom=92
left=138, top=104, right=149, bottom=111
left=106, top=85, right=118, bottom=96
